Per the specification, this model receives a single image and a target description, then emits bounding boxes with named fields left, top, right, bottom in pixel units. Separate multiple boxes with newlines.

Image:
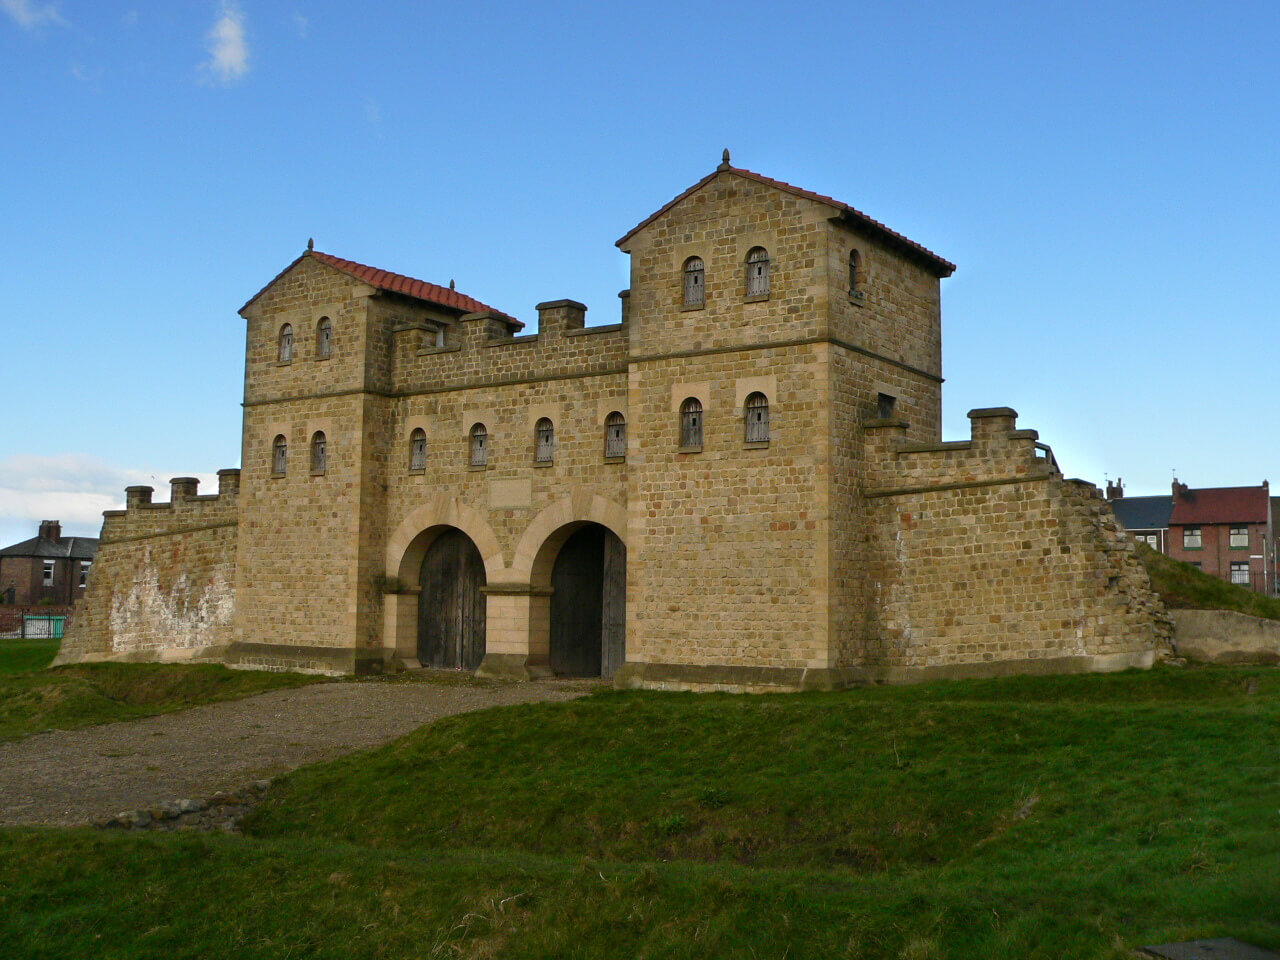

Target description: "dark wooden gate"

left=418, top=528, right=486, bottom=670
left=550, top=525, right=626, bottom=678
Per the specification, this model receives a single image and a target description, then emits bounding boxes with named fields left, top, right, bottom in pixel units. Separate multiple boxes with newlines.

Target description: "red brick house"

left=1166, top=481, right=1273, bottom=593
left=0, top=521, right=99, bottom=606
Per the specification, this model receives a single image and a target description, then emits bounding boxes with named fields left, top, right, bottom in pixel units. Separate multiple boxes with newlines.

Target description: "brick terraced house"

left=58, top=156, right=1170, bottom=689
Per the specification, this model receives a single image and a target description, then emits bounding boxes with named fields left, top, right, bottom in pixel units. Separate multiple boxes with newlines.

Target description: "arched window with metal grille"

left=744, top=392, right=769, bottom=442
left=682, top=256, right=705, bottom=307
left=679, top=397, right=703, bottom=449
left=409, top=428, right=427, bottom=471
left=535, top=418, right=555, bottom=463
left=316, top=317, right=332, bottom=359
left=271, top=435, right=287, bottom=476
left=310, top=431, right=327, bottom=475
left=278, top=323, right=294, bottom=363
left=849, top=249, right=863, bottom=298
left=469, top=423, right=488, bottom=467
left=604, top=411, right=626, bottom=458
left=745, top=247, right=770, bottom=297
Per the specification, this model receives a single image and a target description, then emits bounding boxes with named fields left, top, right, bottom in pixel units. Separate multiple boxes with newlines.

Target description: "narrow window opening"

left=604, top=411, right=626, bottom=458
left=849, top=250, right=863, bottom=299
left=744, top=392, right=769, bottom=442
left=278, top=323, right=294, bottom=363
left=470, top=423, right=488, bottom=467
left=535, top=418, right=555, bottom=463
left=272, top=435, right=287, bottom=476
left=746, top=247, right=770, bottom=297
left=316, top=317, right=332, bottom=359
left=680, top=397, right=703, bottom=449
left=409, top=428, right=427, bottom=471
left=310, top=431, right=327, bottom=475
left=79, top=562, right=91, bottom=588
left=683, top=256, right=705, bottom=307
left=877, top=393, right=896, bottom=419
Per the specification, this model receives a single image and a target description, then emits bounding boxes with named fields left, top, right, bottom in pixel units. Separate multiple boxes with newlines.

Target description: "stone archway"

left=383, top=499, right=504, bottom=666
left=548, top=523, right=627, bottom=678
left=417, top=527, right=486, bottom=670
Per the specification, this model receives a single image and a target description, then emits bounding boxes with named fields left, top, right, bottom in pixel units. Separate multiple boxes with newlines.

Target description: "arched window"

left=535, top=418, right=554, bottom=463
left=849, top=249, right=863, bottom=298
left=469, top=423, right=488, bottom=467
left=745, top=392, right=769, bottom=442
left=604, top=411, right=626, bottom=458
left=310, top=431, right=327, bottom=474
left=409, top=428, right=427, bottom=471
left=278, top=323, right=294, bottom=363
left=682, top=256, right=705, bottom=307
left=746, top=247, right=770, bottom=297
left=271, top=435, right=287, bottom=476
left=316, top=317, right=332, bottom=359
left=680, top=397, right=703, bottom=449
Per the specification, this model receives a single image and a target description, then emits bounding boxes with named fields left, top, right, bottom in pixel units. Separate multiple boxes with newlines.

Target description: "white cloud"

left=203, top=2, right=248, bottom=85
left=292, top=11, right=307, bottom=38
left=0, top=454, right=220, bottom=544
left=1, top=0, right=66, bottom=28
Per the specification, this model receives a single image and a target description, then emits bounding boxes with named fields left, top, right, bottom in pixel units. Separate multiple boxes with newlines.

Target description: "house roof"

left=240, top=250, right=522, bottom=328
left=1170, top=485, right=1270, bottom=525
left=615, top=163, right=956, bottom=278
left=1109, top=496, right=1173, bottom=532
left=0, top=535, right=99, bottom=560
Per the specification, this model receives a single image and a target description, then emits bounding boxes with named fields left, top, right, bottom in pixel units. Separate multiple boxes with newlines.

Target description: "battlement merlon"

left=864, top=407, right=1058, bottom=493
left=99, top=469, right=241, bottom=543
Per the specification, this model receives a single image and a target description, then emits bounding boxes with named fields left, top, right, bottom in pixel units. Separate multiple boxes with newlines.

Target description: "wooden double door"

left=417, top=528, right=486, bottom=670
left=549, top=525, right=626, bottom=678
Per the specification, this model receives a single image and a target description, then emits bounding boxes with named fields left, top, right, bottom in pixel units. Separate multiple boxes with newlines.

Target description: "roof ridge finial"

left=718, top=148, right=731, bottom=171
left=307, top=238, right=314, bottom=252
left=449, top=279, right=455, bottom=290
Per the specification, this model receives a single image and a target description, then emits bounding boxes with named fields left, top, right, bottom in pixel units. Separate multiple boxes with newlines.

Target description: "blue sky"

left=1, top=0, right=1276, bottom=547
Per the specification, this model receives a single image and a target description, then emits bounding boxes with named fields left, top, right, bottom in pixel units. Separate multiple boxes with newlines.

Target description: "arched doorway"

left=549, top=524, right=626, bottom=678
left=418, top=528, right=486, bottom=670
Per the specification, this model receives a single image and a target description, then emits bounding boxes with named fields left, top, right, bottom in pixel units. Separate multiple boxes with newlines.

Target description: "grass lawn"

left=1139, top=543, right=1280, bottom=621
left=1, top=664, right=1277, bottom=958
left=0, top=640, right=322, bottom=741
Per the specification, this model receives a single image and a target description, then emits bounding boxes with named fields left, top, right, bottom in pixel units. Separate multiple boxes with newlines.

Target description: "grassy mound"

left=0, top=642, right=322, bottom=740
left=1138, top=542, right=1280, bottom=620
left=3, top=666, right=1277, bottom=958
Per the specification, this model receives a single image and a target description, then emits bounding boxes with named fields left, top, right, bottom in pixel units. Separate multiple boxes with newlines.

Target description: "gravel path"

left=0, top=679, right=601, bottom=827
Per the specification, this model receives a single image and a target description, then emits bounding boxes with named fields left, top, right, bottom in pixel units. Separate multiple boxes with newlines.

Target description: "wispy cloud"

left=0, top=0, right=66, bottom=29
left=0, top=454, right=219, bottom=544
left=292, top=11, right=307, bottom=39
left=202, top=1, right=249, bottom=86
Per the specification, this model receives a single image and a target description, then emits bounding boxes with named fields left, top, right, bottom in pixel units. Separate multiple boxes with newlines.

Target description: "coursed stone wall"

left=56, top=472, right=241, bottom=664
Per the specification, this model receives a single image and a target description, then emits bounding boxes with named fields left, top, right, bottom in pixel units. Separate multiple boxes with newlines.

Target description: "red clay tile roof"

left=1169, top=485, right=1270, bottom=525
left=241, top=250, right=521, bottom=327
left=616, top=165, right=956, bottom=277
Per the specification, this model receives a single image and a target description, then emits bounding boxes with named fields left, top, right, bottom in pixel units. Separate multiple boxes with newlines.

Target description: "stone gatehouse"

left=58, top=156, right=1170, bottom=689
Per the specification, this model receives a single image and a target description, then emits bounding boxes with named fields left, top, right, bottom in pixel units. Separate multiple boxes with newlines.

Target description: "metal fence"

left=5, top=615, right=67, bottom=640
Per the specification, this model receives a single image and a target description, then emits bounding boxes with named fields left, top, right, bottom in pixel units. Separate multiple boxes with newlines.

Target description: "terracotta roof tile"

left=616, top=165, right=956, bottom=277
left=241, top=250, right=521, bottom=328
left=1169, top=485, right=1270, bottom=525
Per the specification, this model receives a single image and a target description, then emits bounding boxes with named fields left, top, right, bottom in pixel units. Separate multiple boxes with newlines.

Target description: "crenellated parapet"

left=865, top=407, right=1057, bottom=495
left=100, top=470, right=241, bottom=544
left=389, top=296, right=629, bottom=395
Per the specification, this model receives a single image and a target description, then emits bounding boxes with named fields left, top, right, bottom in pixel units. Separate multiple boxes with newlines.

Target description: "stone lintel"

left=480, top=583, right=554, bottom=596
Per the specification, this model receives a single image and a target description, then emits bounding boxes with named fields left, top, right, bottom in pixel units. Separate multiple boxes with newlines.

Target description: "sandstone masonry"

left=58, top=158, right=1173, bottom=688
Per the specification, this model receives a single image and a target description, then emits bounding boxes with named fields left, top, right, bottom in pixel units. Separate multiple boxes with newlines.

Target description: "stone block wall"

left=855, top=409, right=1171, bottom=680
left=55, top=472, right=241, bottom=664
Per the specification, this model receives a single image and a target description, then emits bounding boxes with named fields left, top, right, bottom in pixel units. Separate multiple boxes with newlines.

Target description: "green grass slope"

left=1, top=666, right=1275, bottom=959
left=1138, top=542, right=1280, bottom=620
left=0, top=641, right=322, bottom=740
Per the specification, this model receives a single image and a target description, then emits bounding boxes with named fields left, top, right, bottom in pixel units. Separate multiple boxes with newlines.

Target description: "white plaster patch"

left=109, top=548, right=235, bottom=654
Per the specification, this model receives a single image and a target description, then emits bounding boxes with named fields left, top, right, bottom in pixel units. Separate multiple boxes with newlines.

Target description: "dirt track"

left=0, top=679, right=599, bottom=827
